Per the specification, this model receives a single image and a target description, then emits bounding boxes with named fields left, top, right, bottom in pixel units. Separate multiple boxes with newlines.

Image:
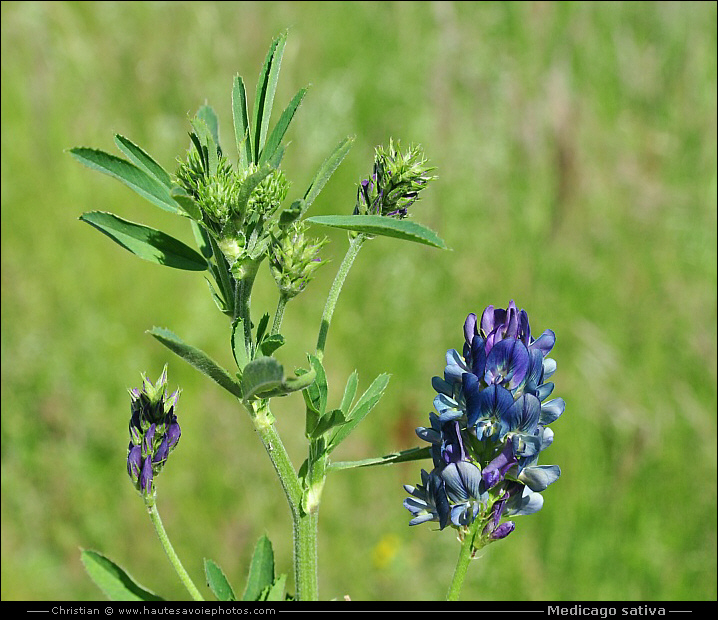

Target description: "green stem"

left=145, top=498, right=204, bottom=601
left=208, top=235, right=236, bottom=317
left=271, top=293, right=289, bottom=336
left=446, top=518, right=484, bottom=601
left=236, top=260, right=261, bottom=355
left=247, top=400, right=318, bottom=601
left=293, top=511, right=319, bottom=601
left=315, top=233, right=367, bottom=360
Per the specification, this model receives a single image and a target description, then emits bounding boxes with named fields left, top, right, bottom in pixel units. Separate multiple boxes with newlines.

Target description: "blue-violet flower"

left=403, top=301, right=563, bottom=549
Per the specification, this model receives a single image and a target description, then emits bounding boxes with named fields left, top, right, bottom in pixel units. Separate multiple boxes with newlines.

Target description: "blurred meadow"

left=1, top=0, right=716, bottom=602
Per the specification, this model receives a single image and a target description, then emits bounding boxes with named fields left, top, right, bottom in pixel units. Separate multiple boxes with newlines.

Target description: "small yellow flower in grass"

left=371, top=533, right=401, bottom=569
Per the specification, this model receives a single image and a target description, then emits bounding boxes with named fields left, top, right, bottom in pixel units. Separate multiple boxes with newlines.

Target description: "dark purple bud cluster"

left=126, top=367, right=181, bottom=498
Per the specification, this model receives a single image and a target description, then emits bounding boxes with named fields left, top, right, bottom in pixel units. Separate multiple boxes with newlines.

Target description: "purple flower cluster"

left=126, top=367, right=181, bottom=498
left=404, top=302, right=563, bottom=545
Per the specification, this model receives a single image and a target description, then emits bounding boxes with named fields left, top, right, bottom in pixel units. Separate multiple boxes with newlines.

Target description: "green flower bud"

left=355, top=139, right=436, bottom=218
left=269, top=221, right=328, bottom=299
left=243, top=166, right=290, bottom=221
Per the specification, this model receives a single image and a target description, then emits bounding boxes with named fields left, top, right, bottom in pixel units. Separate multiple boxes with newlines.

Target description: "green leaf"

left=241, top=356, right=285, bottom=401
left=148, top=327, right=243, bottom=399
left=255, top=313, right=271, bottom=348
left=303, top=136, right=354, bottom=210
left=278, top=198, right=304, bottom=230
left=259, top=86, right=307, bottom=166
left=242, top=535, right=274, bottom=602
left=79, top=211, right=208, bottom=271
left=191, top=219, right=214, bottom=259
left=252, top=31, right=287, bottom=163
left=207, top=235, right=235, bottom=317
left=171, top=187, right=203, bottom=220
left=262, top=574, right=287, bottom=602
left=302, top=355, right=327, bottom=437
left=205, top=277, right=229, bottom=315
left=196, top=105, right=220, bottom=148
left=258, top=333, right=285, bottom=357
left=113, top=135, right=173, bottom=189
left=204, top=559, right=236, bottom=601
left=232, top=75, right=252, bottom=167
left=190, top=117, right=219, bottom=177
left=241, top=356, right=317, bottom=401
left=340, top=370, right=359, bottom=416
left=303, top=354, right=327, bottom=415
left=70, top=147, right=182, bottom=215
left=231, top=318, right=250, bottom=371
left=309, top=408, right=347, bottom=439
left=327, top=373, right=391, bottom=453
left=307, top=215, right=448, bottom=249
left=81, top=549, right=163, bottom=602
left=327, top=446, right=433, bottom=472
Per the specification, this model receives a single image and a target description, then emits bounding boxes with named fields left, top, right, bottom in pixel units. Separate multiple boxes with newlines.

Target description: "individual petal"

left=469, top=335, right=487, bottom=377
left=440, top=421, right=466, bottom=464
left=444, top=349, right=469, bottom=384
left=432, top=375, right=452, bottom=397
left=464, top=313, right=478, bottom=346
left=480, top=305, right=498, bottom=336
left=415, top=426, right=441, bottom=445
left=441, top=460, right=483, bottom=502
left=441, top=463, right=469, bottom=502
left=127, top=445, right=142, bottom=483
left=463, top=372, right=481, bottom=427
left=503, top=301, right=519, bottom=339
left=530, top=329, right=556, bottom=357
left=542, top=357, right=557, bottom=379
left=540, top=398, right=565, bottom=425
left=142, top=423, right=156, bottom=458
left=428, top=470, right=450, bottom=530
left=504, top=483, right=544, bottom=516
left=433, top=394, right=463, bottom=422
left=518, top=309, right=531, bottom=345
left=166, top=420, right=181, bottom=449
left=535, top=382, right=555, bottom=402
left=408, top=512, right=437, bottom=526
left=456, top=460, right=485, bottom=501
left=139, top=457, right=154, bottom=495
left=490, top=521, right=516, bottom=540
left=484, top=338, right=530, bottom=389
left=503, top=393, right=542, bottom=434
left=541, top=426, right=554, bottom=447
left=510, top=431, right=543, bottom=458
left=518, top=464, right=561, bottom=492
left=153, top=435, right=169, bottom=465
left=469, top=383, right=514, bottom=432
left=482, top=442, right=518, bottom=489
left=522, top=349, right=546, bottom=396
left=450, top=502, right=480, bottom=528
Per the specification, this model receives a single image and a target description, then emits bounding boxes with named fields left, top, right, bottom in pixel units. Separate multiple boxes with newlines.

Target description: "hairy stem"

left=248, top=400, right=318, bottom=601
left=236, top=260, right=261, bottom=356
left=271, top=293, right=289, bottom=336
left=446, top=517, right=484, bottom=601
left=315, top=233, right=367, bottom=360
left=145, top=498, right=204, bottom=601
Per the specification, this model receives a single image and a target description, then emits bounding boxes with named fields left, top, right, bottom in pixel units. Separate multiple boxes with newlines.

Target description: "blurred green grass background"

left=2, top=0, right=716, bottom=602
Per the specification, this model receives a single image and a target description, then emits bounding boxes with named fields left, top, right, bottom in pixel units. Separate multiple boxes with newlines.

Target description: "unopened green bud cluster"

left=176, top=149, right=292, bottom=277
left=269, top=221, right=328, bottom=299
left=355, top=139, right=436, bottom=219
